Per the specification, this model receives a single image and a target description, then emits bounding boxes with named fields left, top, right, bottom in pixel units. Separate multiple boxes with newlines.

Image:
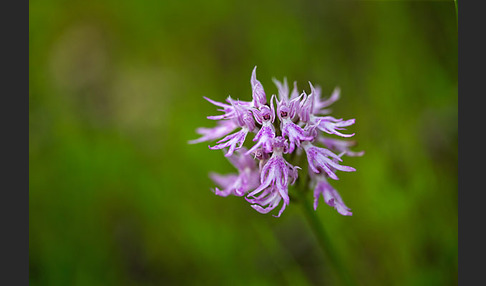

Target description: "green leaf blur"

left=29, top=1, right=457, bottom=285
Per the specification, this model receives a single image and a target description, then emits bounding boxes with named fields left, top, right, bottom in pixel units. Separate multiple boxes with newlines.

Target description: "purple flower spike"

left=191, top=67, right=362, bottom=217
left=251, top=66, right=267, bottom=108
left=210, top=149, right=260, bottom=197
left=313, top=177, right=352, bottom=216
left=302, top=142, right=356, bottom=180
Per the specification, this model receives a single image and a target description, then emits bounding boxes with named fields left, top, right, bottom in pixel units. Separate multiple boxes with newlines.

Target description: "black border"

left=10, top=0, right=473, bottom=284
left=3, top=0, right=29, bottom=284
left=458, top=0, right=483, bottom=285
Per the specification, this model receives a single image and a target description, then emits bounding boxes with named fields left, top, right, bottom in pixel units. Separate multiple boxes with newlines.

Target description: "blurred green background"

left=29, top=0, right=457, bottom=285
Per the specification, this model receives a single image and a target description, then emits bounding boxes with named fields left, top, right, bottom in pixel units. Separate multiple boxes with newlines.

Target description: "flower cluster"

left=189, top=67, right=363, bottom=217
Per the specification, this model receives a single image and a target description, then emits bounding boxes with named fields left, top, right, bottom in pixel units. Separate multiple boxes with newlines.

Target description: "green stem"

left=454, top=0, right=458, bottom=26
left=296, top=188, right=356, bottom=286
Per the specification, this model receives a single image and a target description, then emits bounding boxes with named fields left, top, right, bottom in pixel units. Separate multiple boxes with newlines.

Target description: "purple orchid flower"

left=272, top=77, right=290, bottom=102
left=191, top=66, right=362, bottom=217
left=251, top=66, right=267, bottom=108
left=246, top=104, right=276, bottom=155
left=277, top=94, right=314, bottom=153
left=313, top=176, right=352, bottom=216
left=315, top=116, right=355, bottom=138
left=298, top=86, right=315, bottom=123
left=246, top=137, right=299, bottom=217
left=203, top=96, right=237, bottom=121
left=298, top=83, right=355, bottom=138
left=210, top=148, right=260, bottom=197
left=209, top=102, right=256, bottom=157
left=302, top=141, right=356, bottom=180
left=247, top=185, right=285, bottom=216
left=290, top=81, right=301, bottom=100
left=208, top=129, right=249, bottom=157
left=313, top=86, right=340, bottom=115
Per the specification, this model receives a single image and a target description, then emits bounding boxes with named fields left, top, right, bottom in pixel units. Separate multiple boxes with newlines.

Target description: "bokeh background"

left=29, top=1, right=458, bottom=285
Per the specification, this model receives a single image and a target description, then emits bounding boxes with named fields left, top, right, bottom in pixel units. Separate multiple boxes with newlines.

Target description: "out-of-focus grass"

left=30, top=1, right=457, bottom=285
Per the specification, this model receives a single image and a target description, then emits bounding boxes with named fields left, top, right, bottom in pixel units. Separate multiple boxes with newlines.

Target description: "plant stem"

left=296, top=189, right=356, bottom=286
left=454, top=0, right=458, bottom=27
